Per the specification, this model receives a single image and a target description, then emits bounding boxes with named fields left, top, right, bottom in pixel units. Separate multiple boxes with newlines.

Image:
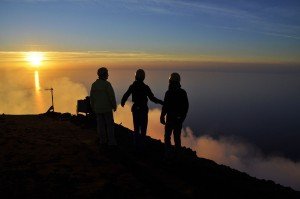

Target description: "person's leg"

left=164, top=125, right=172, bottom=146
left=139, top=108, right=148, bottom=149
left=165, top=116, right=174, bottom=146
left=132, top=109, right=143, bottom=147
left=132, top=110, right=140, bottom=135
left=173, top=122, right=183, bottom=151
left=97, top=113, right=107, bottom=145
left=104, top=111, right=117, bottom=146
left=140, top=109, right=148, bottom=135
left=164, top=121, right=173, bottom=157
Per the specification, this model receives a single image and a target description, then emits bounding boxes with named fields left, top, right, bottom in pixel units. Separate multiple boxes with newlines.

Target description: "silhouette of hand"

left=121, top=102, right=125, bottom=107
left=113, top=108, right=117, bottom=112
left=160, top=116, right=166, bottom=125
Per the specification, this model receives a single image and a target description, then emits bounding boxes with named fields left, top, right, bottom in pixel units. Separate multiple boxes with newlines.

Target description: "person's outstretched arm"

left=121, top=85, right=132, bottom=107
left=147, top=86, right=164, bottom=105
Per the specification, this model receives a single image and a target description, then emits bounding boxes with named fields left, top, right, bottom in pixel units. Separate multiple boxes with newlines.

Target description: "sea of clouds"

left=115, top=103, right=300, bottom=191
left=1, top=70, right=299, bottom=191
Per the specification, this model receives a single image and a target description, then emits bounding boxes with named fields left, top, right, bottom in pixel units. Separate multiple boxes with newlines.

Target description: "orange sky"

left=1, top=51, right=299, bottom=72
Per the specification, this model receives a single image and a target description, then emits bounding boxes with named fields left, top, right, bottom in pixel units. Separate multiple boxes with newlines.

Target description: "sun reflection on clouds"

left=34, top=70, right=41, bottom=91
left=34, top=70, right=43, bottom=112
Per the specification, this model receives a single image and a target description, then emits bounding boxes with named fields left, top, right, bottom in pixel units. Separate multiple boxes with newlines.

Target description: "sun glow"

left=26, top=52, right=44, bottom=67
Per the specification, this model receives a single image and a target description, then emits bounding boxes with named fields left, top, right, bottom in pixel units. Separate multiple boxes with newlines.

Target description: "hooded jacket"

left=90, top=78, right=117, bottom=113
left=161, top=81, right=189, bottom=122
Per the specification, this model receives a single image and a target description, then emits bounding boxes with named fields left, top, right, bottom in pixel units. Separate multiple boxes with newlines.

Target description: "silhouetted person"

left=90, top=67, right=117, bottom=146
left=121, top=69, right=163, bottom=147
left=160, top=72, right=189, bottom=156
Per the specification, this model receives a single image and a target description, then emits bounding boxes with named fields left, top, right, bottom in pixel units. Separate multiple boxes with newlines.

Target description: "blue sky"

left=1, top=0, right=300, bottom=64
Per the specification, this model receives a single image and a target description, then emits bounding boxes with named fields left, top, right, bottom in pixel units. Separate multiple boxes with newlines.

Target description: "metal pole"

left=51, top=88, right=54, bottom=112
left=45, top=88, right=54, bottom=112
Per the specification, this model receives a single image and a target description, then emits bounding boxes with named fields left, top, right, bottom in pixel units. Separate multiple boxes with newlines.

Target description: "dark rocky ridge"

left=0, top=114, right=299, bottom=198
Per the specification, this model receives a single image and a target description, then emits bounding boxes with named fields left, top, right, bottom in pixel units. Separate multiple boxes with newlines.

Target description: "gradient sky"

left=1, top=0, right=300, bottom=68
left=1, top=1, right=300, bottom=189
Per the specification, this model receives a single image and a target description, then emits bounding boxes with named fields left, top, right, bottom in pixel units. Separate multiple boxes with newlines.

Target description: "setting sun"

left=26, top=52, right=44, bottom=67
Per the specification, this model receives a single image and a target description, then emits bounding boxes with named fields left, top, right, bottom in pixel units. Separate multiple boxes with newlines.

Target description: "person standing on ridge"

left=121, top=69, right=164, bottom=148
left=90, top=67, right=117, bottom=146
left=160, top=72, right=189, bottom=157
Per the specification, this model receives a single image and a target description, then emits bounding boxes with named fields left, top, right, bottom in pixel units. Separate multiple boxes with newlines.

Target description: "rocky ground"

left=0, top=114, right=299, bottom=198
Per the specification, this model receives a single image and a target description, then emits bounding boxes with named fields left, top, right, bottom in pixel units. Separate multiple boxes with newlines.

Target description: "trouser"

left=96, top=111, right=117, bottom=146
left=132, top=104, right=149, bottom=146
left=164, top=116, right=183, bottom=152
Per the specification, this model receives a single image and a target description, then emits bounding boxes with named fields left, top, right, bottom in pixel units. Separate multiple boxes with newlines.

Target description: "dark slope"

left=0, top=114, right=299, bottom=198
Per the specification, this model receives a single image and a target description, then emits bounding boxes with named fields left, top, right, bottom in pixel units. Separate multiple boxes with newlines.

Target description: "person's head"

left=169, top=72, right=181, bottom=83
left=97, top=67, right=108, bottom=80
left=135, top=69, right=145, bottom=81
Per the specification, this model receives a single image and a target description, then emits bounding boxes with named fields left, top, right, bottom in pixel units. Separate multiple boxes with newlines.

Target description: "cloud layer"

left=1, top=70, right=299, bottom=191
left=0, top=69, right=87, bottom=114
left=114, top=103, right=300, bottom=191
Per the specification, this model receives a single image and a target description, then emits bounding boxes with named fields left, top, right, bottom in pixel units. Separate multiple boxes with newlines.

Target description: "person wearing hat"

left=121, top=69, right=164, bottom=148
left=160, top=72, right=189, bottom=156
left=90, top=67, right=117, bottom=146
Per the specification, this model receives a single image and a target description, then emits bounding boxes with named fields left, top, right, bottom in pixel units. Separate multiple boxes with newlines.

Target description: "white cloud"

left=0, top=69, right=87, bottom=114
left=115, top=103, right=300, bottom=191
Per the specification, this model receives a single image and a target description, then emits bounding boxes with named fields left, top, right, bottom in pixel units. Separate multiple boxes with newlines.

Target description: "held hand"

left=121, top=102, right=125, bottom=107
left=159, top=100, right=164, bottom=105
left=113, top=108, right=117, bottom=112
left=160, top=116, right=166, bottom=125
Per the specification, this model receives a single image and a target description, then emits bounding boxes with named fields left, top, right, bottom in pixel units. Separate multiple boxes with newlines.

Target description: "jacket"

left=161, top=81, right=189, bottom=122
left=121, top=80, right=163, bottom=108
left=90, top=78, right=117, bottom=113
